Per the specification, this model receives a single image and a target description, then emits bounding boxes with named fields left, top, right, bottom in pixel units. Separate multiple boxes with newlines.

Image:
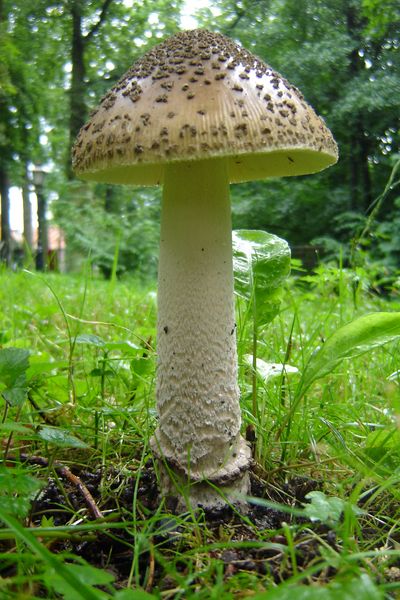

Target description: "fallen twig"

left=146, top=541, right=156, bottom=593
left=5, top=453, right=104, bottom=520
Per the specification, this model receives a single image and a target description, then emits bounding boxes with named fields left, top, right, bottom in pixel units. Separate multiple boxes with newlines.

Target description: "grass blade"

left=0, top=509, right=105, bottom=600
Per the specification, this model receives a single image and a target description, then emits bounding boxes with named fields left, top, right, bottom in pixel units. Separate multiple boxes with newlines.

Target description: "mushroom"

left=72, top=29, right=338, bottom=509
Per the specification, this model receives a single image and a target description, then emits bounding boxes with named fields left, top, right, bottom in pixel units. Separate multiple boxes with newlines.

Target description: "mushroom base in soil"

left=72, top=29, right=338, bottom=511
left=151, top=158, right=252, bottom=509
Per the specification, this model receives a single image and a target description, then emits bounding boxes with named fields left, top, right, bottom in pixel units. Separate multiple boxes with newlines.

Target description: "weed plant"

left=0, top=260, right=400, bottom=599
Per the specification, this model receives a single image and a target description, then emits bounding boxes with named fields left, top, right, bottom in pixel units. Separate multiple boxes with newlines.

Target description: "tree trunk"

left=35, top=184, right=48, bottom=271
left=345, top=3, right=372, bottom=214
left=349, top=133, right=360, bottom=212
left=22, top=162, right=33, bottom=254
left=104, top=185, right=118, bottom=213
left=0, top=166, right=11, bottom=266
left=67, top=0, right=114, bottom=178
left=67, top=0, right=87, bottom=179
left=0, top=0, right=10, bottom=267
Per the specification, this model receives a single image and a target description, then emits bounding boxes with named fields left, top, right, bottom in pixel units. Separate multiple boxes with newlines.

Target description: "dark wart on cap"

left=72, top=29, right=338, bottom=186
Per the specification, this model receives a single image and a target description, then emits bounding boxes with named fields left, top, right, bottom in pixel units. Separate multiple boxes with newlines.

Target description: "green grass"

left=1, top=264, right=400, bottom=599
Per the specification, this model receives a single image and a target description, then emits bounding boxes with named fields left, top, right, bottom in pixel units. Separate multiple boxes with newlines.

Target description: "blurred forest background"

left=0, top=0, right=399, bottom=282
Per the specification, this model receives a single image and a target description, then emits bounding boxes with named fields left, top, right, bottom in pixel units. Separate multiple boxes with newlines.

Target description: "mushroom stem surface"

left=152, top=158, right=251, bottom=504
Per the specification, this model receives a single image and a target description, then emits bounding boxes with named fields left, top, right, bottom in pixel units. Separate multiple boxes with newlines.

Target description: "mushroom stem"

left=152, top=158, right=251, bottom=507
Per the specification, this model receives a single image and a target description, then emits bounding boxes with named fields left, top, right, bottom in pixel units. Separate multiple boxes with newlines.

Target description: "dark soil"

left=2, top=459, right=400, bottom=596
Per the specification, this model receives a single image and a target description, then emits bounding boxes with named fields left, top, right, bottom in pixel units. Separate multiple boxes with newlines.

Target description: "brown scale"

left=234, top=124, right=248, bottom=138
left=140, top=113, right=151, bottom=125
left=161, top=81, right=174, bottom=91
left=93, top=121, right=105, bottom=133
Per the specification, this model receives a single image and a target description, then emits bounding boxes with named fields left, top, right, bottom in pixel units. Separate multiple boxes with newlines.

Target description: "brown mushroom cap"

left=72, top=29, right=338, bottom=185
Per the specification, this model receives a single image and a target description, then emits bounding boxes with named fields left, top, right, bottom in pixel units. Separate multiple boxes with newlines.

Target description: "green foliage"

left=0, top=466, right=43, bottom=518
left=364, top=428, right=400, bottom=470
left=2, top=0, right=399, bottom=280
left=38, top=425, right=88, bottom=449
left=0, top=347, right=29, bottom=406
left=362, top=0, right=400, bottom=37
left=233, top=229, right=291, bottom=420
left=0, top=509, right=120, bottom=599
left=243, top=355, right=298, bottom=382
left=303, top=491, right=348, bottom=525
left=233, top=229, right=291, bottom=325
left=1, top=1, right=400, bottom=594
left=297, top=312, right=400, bottom=400
left=54, top=184, right=160, bottom=278
left=1, top=268, right=400, bottom=596
left=252, top=574, right=383, bottom=599
left=114, top=593, right=156, bottom=600
left=198, top=0, right=400, bottom=269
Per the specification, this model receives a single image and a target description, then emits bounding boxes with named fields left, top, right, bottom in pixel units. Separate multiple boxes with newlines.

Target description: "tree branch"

left=85, top=0, right=114, bottom=43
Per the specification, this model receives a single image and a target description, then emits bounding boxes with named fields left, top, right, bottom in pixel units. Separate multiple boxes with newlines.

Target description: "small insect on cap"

left=72, top=29, right=338, bottom=186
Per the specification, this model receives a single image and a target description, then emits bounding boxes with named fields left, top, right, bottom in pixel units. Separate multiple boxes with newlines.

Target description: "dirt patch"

left=2, top=459, right=399, bottom=595
left=27, top=462, right=333, bottom=586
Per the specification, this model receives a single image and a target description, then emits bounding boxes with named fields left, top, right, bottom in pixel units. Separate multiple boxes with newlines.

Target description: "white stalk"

left=152, top=158, right=250, bottom=505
